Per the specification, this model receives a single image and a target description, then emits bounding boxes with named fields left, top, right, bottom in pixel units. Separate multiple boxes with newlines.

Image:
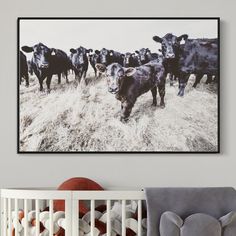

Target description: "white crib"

left=1, top=189, right=146, bottom=236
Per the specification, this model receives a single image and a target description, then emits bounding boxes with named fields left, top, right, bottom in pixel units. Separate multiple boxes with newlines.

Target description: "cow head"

left=96, top=48, right=113, bottom=65
left=135, top=48, right=151, bottom=64
left=123, top=52, right=135, bottom=66
left=96, top=63, right=136, bottom=94
left=153, top=33, right=188, bottom=59
left=70, top=46, right=91, bottom=69
left=21, top=43, right=53, bottom=69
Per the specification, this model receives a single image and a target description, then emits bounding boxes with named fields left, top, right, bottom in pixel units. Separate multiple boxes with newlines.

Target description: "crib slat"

left=24, top=199, right=28, bottom=236
left=35, top=200, right=40, bottom=236
left=138, top=200, right=142, bottom=236
left=28, top=199, right=33, bottom=211
left=49, top=200, right=54, bottom=236
left=15, top=199, right=19, bottom=236
left=122, top=200, right=126, bottom=236
left=90, top=200, right=95, bottom=236
left=8, top=199, right=12, bottom=236
left=72, top=200, right=78, bottom=236
left=106, top=200, right=111, bottom=236
left=65, top=199, right=72, bottom=236
left=3, top=198, right=7, bottom=236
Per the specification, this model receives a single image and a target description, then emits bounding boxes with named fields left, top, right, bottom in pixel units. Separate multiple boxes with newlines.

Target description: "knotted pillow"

left=160, top=211, right=236, bottom=236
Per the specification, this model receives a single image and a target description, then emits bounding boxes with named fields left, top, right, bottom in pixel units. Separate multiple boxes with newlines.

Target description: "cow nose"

left=40, top=63, right=49, bottom=69
left=109, top=87, right=119, bottom=94
left=167, top=53, right=175, bottom=58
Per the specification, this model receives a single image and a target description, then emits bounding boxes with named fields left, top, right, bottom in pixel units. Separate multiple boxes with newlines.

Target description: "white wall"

left=0, top=0, right=235, bottom=190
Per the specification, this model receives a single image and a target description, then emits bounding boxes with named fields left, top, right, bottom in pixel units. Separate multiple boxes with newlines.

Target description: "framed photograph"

left=18, top=17, right=220, bottom=153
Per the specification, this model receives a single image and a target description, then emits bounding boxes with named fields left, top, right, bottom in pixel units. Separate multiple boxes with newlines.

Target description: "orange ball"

left=54, top=178, right=104, bottom=216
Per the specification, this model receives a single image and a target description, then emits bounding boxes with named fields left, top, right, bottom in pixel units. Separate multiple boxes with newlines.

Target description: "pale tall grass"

left=19, top=70, right=218, bottom=152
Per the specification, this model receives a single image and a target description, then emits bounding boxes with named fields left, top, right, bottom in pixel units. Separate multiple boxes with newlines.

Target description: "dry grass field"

left=19, top=68, right=218, bottom=152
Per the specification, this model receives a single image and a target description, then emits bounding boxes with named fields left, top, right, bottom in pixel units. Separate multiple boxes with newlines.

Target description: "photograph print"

left=18, top=18, right=219, bottom=153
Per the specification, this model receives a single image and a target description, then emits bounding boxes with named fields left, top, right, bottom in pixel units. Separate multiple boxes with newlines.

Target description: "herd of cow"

left=20, top=33, right=218, bottom=121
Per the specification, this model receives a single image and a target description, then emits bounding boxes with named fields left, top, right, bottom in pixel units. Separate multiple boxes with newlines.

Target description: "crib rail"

left=1, top=189, right=145, bottom=236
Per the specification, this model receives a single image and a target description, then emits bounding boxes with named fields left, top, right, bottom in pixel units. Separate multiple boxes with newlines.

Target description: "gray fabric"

left=221, top=212, right=236, bottom=236
left=144, top=187, right=236, bottom=236
left=160, top=211, right=236, bottom=236
left=160, top=211, right=183, bottom=236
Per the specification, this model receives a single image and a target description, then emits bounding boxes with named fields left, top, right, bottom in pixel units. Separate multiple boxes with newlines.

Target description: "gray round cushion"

left=160, top=211, right=236, bottom=236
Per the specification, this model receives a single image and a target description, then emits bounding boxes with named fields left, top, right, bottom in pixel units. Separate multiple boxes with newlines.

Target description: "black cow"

left=123, top=53, right=140, bottom=68
left=153, top=34, right=218, bottom=95
left=153, top=33, right=188, bottom=86
left=95, top=48, right=124, bottom=66
left=96, top=62, right=166, bottom=122
left=191, top=38, right=218, bottom=87
left=89, top=52, right=101, bottom=78
left=21, top=43, right=70, bottom=92
left=70, top=46, right=92, bottom=82
left=20, top=51, right=29, bottom=87
left=135, top=48, right=159, bottom=65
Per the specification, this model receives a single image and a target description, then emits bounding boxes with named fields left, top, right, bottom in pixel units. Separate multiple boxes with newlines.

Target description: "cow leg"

left=94, top=68, right=97, bottom=79
left=64, top=71, right=69, bottom=83
left=151, top=87, right=157, bottom=106
left=58, top=73, right=61, bottom=84
left=83, top=69, right=87, bottom=79
left=78, top=72, right=82, bottom=83
left=178, top=74, right=189, bottom=97
left=65, top=73, right=69, bottom=83
left=38, top=77, right=44, bottom=91
left=158, top=84, right=166, bottom=108
left=75, top=73, right=78, bottom=81
left=169, top=73, right=174, bottom=86
left=193, top=74, right=204, bottom=88
left=120, top=101, right=134, bottom=122
left=206, top=74, right=213, bottom=84
left=46, top=75, right=52, bottom=93
left=25, top=74, right=29, bottom=87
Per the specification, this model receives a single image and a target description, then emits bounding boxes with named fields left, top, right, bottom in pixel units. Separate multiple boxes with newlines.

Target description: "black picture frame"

left=17, top=17, right=220, bottom=154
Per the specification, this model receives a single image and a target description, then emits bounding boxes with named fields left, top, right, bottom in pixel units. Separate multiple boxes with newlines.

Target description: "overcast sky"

left=20, top=19, right=218, bottom=59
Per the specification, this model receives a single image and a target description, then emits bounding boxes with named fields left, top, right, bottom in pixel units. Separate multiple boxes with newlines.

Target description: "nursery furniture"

left=1, top=188, right=145, bottom=236
left=2, top=187, right=236, bottom=236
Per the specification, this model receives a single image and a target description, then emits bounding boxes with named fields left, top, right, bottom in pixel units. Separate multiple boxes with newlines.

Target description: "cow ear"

left=95, top=63, right=106, bottom=73
left=135, top=50, right=139, bottom=54
left=109, top=50, right=114, bottom=56
left=121, top=54, right=125, bottom=58
left=146, top=48, right=151, bottom=54
left=21, top=46, right=34, bottom=53
left=124, top=67, right=136, bottom=77
left=153, top=36, right=162, bottom=43
left=51, top=48, right=56, bottom=56
left=87, top=49, right=93, bottom=53
left=70, top=48, right=77, bottom=54
left=95, top=50, right=100, bottom=55
left=177, top=34, right=188, bottom=42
